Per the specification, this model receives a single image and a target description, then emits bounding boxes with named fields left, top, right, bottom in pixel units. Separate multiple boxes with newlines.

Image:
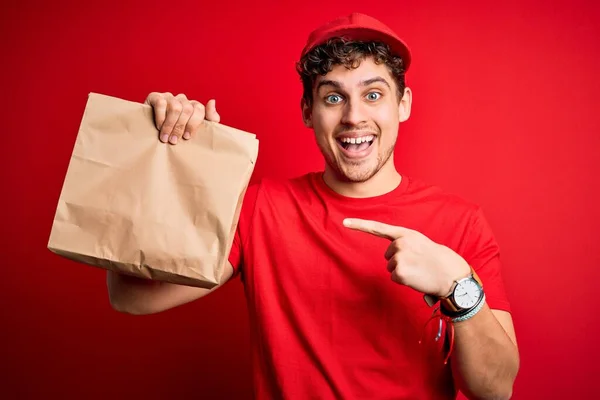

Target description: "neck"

left=322, top=160, right=402, bottom=198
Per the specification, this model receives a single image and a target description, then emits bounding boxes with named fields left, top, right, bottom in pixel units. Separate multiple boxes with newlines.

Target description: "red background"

left=2, top=0, right=599, bottom=398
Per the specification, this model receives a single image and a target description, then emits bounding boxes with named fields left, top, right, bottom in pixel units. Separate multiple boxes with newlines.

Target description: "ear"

left=301, top=98, right=313, bottom=128
left=398, top=87, right=412, bottom=122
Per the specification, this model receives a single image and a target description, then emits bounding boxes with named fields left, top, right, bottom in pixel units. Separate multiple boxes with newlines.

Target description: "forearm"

left=106, top=271, right=163, bottom=314
left=450, top=303, right=519, bottom=400
left=106, top=267, right=230, bottom=315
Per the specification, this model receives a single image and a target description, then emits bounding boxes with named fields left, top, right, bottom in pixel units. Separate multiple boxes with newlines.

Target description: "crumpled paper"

left=47, top=92, right=259, bottom=288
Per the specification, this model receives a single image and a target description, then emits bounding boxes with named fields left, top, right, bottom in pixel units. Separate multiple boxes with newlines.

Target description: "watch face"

left=454, top=279, right=482, bottom=308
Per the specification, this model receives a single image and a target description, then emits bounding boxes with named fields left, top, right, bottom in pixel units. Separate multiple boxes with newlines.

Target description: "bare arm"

left=106, top=92, right=230, bottom=315
left=107, top=262, right=235, bottom=315
left=451, top=306, right=519, bottom=400
left=342, top=219, right=519, bottom=399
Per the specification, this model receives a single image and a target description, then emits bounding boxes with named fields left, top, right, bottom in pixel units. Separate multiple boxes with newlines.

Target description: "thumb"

left=205, top=99, right=221, bottom=123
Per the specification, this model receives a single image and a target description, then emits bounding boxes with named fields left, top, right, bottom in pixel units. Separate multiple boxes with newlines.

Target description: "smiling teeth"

left=340, top=135, right=374, bottom=144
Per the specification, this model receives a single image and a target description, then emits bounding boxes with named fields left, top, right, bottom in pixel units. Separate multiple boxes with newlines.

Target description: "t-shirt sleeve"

left=227, top=181, right=261, bottom=277
left=462, top=207, right=512, bottom=313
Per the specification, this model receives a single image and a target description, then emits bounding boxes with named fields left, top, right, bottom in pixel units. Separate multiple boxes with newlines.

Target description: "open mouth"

left=336, top=135, right=375, bottom=154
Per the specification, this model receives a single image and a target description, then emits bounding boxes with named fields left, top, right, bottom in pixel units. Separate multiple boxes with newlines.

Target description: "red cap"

left=300, top=13, right=412, bottom=71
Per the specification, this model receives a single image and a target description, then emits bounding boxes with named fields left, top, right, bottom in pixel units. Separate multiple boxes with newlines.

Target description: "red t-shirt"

left=228, top=171, right=511, bottom=399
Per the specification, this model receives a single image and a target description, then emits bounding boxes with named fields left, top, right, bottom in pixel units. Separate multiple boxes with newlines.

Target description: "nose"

left=340, top=97, right=367, bottom=126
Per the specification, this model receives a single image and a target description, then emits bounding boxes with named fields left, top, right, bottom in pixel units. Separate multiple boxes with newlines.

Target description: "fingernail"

left=343, top=219, right=350, bottom=227
left=169, top=135, right=178, bottom=144
left=183, top=132, right=191, bottom=140
left=160, top=134, right=169, bottom=142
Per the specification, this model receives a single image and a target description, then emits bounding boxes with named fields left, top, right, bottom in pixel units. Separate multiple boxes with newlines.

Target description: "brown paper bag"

left=47, top=92, right=259, bottom=289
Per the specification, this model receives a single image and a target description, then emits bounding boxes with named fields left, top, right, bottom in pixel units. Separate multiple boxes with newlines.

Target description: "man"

left=107, top=13, right=519, bottom=399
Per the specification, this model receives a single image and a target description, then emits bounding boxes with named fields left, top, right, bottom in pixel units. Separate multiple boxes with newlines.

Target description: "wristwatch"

left=440, top=269, right=484, bottom=314
left=423, top=267, right=484, bottom=313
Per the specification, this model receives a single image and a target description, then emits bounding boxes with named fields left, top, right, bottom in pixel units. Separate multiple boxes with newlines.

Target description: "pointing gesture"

left=343, top=218, right=471, bottom=298
left=342, top=219, right=414, bottom=241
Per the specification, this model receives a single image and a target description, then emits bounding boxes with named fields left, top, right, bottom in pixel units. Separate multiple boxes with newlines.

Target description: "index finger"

left=145, top=92, right=169, bottom=130
left=343, top=218, right=408, bottom=240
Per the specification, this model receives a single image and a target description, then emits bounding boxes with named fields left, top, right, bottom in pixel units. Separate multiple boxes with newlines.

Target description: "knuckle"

left=147, top=92, right=164, bottom=105
left=393, top=269, right=407, bottom=284
left=193, top=102, right=206, bottom=112
left=161, top=121, right=174, bottom=131
left=169, top=100, right=183, bottom=113
left=171, top=124, right=184, bottom=134
left=180, top=102, right=194, bottom=116
left=155, top=97, right=167, bottom=108
left=160, top=125, right=174, bottom=135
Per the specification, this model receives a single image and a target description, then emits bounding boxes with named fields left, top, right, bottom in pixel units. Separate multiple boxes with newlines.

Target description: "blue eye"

left=366, top=92, right=381, bottom=101
left=326, top=94, right=343, bottom=104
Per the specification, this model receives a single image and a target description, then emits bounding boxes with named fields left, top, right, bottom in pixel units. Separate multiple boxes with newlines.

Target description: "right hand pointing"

left=144, top=92, right=221, bottom=145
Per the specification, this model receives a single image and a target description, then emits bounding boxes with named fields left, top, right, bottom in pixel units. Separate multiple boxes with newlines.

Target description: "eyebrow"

left=316, top=76, right=391, bottom=92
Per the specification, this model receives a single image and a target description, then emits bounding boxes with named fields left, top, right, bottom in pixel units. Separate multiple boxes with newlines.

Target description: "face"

left=302, top=56, right=411, bottom=183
